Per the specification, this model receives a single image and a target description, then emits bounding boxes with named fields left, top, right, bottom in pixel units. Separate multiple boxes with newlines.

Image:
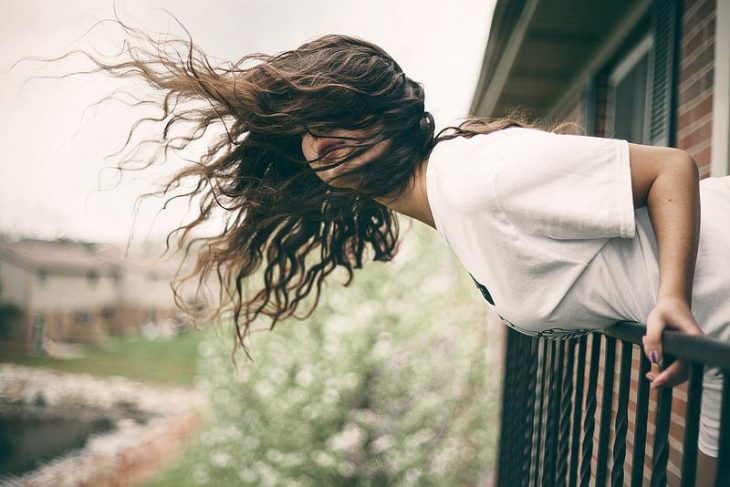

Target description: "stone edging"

left=0, top=364, right=207, bottom=487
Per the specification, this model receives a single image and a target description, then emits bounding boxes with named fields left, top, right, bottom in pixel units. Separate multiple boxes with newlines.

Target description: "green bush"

left=0, top=304, right=25, bottom=340
left=170, top=222, right=500, bottom=486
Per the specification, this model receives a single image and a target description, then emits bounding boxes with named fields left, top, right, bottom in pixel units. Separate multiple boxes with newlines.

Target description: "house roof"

left=94, top=244, right=181, bottom=278
left=470, top=0, right=644, bottom=120
left=0, top=239, right=178, bottom=278
left=0, top=239, right=116, bottom=275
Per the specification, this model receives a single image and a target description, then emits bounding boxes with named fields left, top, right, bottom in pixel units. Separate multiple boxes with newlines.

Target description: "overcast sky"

left=0, top=0, right=495, bottom=245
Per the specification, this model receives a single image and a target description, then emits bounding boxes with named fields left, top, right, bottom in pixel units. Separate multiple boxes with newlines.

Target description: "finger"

left=642, top=336, right=664, bottom=373
left=650, top=360, right=689, bottom=389
left=644, top=314, right=665, bottom=367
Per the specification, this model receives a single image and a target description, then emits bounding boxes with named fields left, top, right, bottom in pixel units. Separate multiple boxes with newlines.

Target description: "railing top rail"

left=600, top=320, right=730, bottom=370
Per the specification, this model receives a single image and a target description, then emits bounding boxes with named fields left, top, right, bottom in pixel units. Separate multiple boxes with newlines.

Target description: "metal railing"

left=495, top=321, right=730, bottom=487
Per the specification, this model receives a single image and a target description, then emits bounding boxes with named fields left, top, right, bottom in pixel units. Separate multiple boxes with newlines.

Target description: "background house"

left=470, top=0, right=727, bottom=484
left=0, top=238, right=182, bottom=349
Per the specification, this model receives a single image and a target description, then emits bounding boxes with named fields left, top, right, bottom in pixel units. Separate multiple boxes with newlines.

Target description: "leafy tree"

left=174, top=222, right=500, bottom=486
left=0, top=304, right=25, bottom=341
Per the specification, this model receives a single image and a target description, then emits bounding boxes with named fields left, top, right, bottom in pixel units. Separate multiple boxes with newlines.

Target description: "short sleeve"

left=492, top=127, right=636, bottom=240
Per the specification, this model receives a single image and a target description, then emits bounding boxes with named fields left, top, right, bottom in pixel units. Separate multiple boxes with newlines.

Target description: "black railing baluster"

left=543, top=340, right=561, bottom=486
left=497, top=327, right=518, bottom=486
left=680, top=363, right=704, bottom=487
left=580, top=334, right=602, bottom=487
left=511, top=332, right=530, bottom=486
left=506, top=331, right=521, bottom=485
left=715, top=371, right=730, bottom=487
left=611, top=339, right=633, bottom=487
left=533, top=338, right=548, bottom=486
left=631, top=350, right=651, bottom=487
left=596, top=336, right=616, bottom=487
left=568, top=336, right=587, bottom=487
left=650, top=354, right=675, bottom=487
left=522, top=337, right=539, bottom=487
left=557, top=339, right=576, bottom=485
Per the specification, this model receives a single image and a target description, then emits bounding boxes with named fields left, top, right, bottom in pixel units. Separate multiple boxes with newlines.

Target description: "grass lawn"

left=144, top=459, right=197, bottom=487
left=0, top=330, right=204, bottom=387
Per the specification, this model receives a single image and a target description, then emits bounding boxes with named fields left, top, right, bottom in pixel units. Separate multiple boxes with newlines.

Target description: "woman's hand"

left=642, top=296, right=704, bottom=389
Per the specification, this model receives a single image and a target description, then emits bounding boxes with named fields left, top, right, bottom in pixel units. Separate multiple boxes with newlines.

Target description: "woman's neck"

left=374, top=157, right=435, bottom=229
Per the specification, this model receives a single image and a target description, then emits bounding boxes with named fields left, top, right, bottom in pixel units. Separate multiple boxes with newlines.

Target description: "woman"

left=69, top=28, right=727, bottom=482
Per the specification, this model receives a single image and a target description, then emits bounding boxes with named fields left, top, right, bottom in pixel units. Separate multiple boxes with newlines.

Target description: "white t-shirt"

left=425, top=126, right=730, bottom=342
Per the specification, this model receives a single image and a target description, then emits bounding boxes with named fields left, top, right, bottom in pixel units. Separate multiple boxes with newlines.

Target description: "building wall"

left=0, top=260, right=32, bottom=308
left=118, top=270, right=176, bottom=310
left=29, top=272, right=118, bottom=312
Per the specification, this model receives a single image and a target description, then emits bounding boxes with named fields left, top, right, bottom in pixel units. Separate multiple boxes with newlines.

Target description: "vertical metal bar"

left=580, top=334, right=602, bottom=487
left=680, top=363, right=704, bottom=487
left=557, top=339, right=577, bottom=484
left=569, top=336, right=587, bottom=487
left=497, top=327, right=518, bottom=486
left=530, top=339, right=547, bottom=487
left=506, top=331, right=522, bottom=486
left=631, top=351, right=651, bottom=487
left=715, top=371, right=730, bottom=487
left=511, top=333, right=530, bottom=486
left=534, top=338, right=550, bottom=487
left=610, top=340, right=633, bottom=487
left=596, top=336, right=616, bottom=487
left=509, top=329, right=525, bottom=487
left=522, top=337, right=539, bottom=487
left=650, top=354, right=675, bottom=487
left=544, top=340, right=561, bottom=486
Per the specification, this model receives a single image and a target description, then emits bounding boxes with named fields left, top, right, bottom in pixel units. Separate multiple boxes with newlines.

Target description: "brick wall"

left=678, top=0, right=717, bottom=176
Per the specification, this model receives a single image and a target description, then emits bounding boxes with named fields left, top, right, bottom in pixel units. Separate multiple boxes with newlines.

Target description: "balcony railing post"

left=680, top=363, right=704, bottom=487
left=630, top=350, right=651, bottom=487
left=650, top=353, right=675, bottom=487
left=580, top=333, right=602, bottom=487
left=610, top=339, right=633, bottom=487
left=496, top=327, right=519, bottom=486
left=716, top=372, right=730, bottom=487
left=568, top=336, right=587, bottom=487
left=521, top=336, right=539, bottom=487
left=556, top=339, right=576, bottom=484
left=596, top=336, right=616, bottom=487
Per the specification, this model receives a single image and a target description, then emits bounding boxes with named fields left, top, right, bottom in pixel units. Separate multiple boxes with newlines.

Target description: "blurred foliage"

left=1, top=330, right=203, bottom=386
left=148, top=221, right=501, bottom=486
left=0, top=304, right=25, bottom=340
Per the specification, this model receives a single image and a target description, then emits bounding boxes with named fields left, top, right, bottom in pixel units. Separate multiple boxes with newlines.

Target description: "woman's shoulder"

left=427, top=134, right=505, bottom=214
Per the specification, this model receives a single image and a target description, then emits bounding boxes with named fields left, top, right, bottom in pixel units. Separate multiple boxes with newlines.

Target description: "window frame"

left=606, top=33, right=654, bottom=144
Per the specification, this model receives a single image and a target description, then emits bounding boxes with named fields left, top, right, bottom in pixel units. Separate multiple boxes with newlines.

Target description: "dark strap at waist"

left=469, top=273, right=495, bottom=305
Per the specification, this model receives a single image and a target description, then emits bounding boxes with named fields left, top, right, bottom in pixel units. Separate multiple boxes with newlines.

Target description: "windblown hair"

left=41, top=19, right=564, bottom=359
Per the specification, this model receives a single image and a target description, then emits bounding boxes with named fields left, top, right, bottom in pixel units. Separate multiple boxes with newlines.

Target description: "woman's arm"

left=627, top=143, right=703, bottom=388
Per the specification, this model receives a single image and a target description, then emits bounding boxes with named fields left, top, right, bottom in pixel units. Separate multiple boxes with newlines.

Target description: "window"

left=37, top=269, right=48, bottom=287
left=101, top=307, right=115, bottom=320
left=87, top=270, right=99, bottom=289
left=75, top=312, right=91, bottom=325
left=607, top=35, right=653, bottom=144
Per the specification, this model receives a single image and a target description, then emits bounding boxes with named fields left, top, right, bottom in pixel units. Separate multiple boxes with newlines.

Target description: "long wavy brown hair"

left=38, top=19, right=566, bottom=359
